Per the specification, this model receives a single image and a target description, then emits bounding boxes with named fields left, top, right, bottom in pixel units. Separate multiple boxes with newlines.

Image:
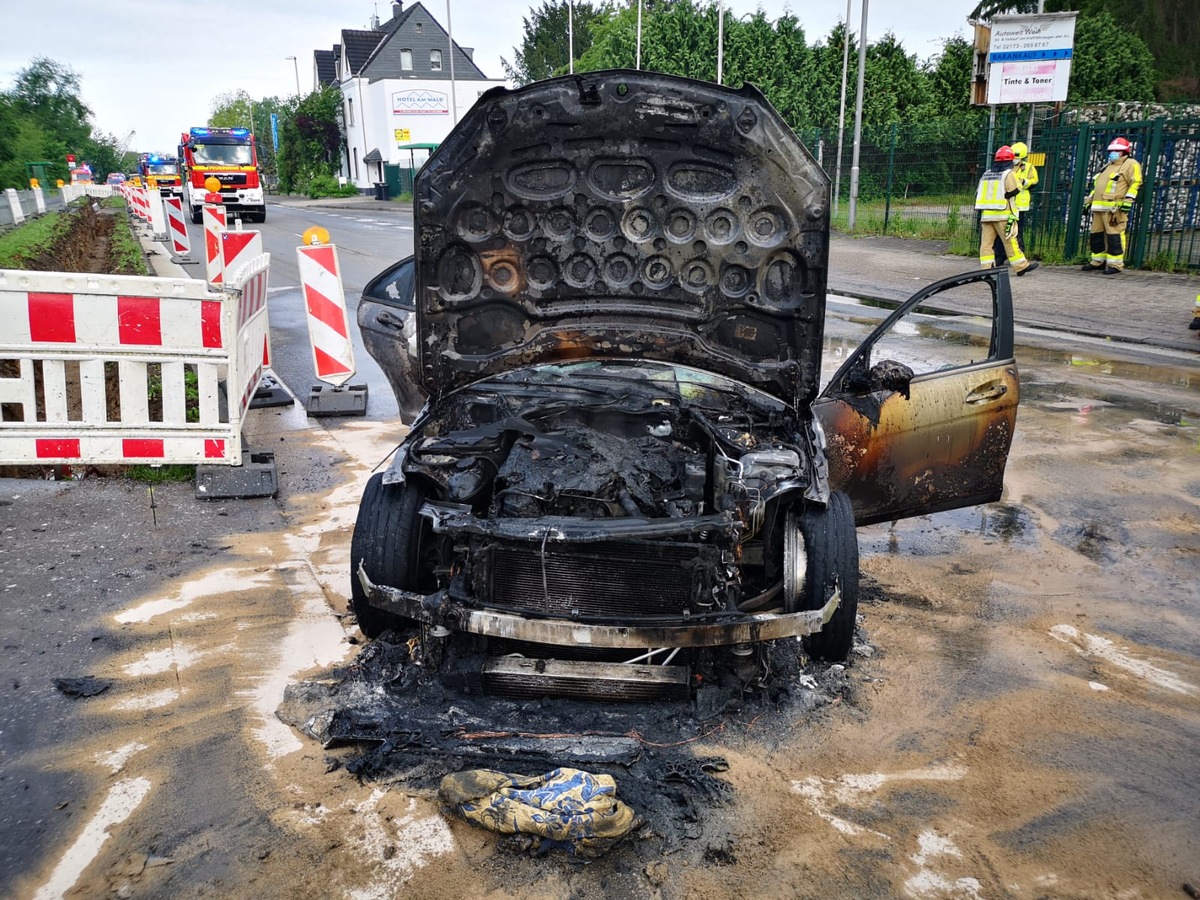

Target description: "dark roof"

left=341, top=29, right=386, bottom=75
left=360, top=2, right=489, bottom=81
left=314, top=49, right=336, bottom=87
left=363, top=148, right=383, bottom=162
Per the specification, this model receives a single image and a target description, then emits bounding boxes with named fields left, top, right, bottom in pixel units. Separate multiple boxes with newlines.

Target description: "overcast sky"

left=3, top=0, right=974, bottom=155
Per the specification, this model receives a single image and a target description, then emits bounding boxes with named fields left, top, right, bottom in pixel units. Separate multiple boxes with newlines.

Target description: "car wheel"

left=797, top=491, right=859, bottom=662
left=350, top=473, right=427, bottom=638
left=190, top=206, right=202, bottom=224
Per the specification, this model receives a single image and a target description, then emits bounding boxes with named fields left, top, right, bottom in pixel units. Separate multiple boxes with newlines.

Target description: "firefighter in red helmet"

left=976, top=145, right=1038, bottom=275
left=1082, top=137, right=1143, bottom=274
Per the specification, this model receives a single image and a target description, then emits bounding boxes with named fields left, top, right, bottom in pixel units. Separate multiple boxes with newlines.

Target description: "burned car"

left=352, top=71, right=1019, bottom=698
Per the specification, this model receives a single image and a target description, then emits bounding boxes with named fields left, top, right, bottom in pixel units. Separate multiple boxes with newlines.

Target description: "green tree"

left=504, top=0, right=603, bottom=84
left=922, top=36, right=975, bottom=117
left=0, top=58, right=97, bottom=188
left=208, top=91, right=290, bottom=179
left=276, top=86, right=344, bottom=194
left=1067, top=11, right=1156, bottom=102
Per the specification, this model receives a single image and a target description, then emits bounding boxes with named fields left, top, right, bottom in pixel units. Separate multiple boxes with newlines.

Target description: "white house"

left=313, top=1, right=508, bottom=191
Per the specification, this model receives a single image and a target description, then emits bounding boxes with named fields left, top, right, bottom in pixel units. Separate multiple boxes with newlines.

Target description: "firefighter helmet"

left=1011, top=141, right=1029, bottom=159
left=1107, top=137, right=1133, bottom=154
left=994, top=145, right=1015, bottom=162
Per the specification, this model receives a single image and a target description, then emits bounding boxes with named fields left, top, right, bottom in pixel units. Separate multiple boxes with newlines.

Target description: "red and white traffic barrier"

left=223, top=228, right=272, bottom=369
left=0, top=258, right=271, bottom=467
left=297, top=242, right=355, bottom=386
left=203, top=202, right=227, bottom=286
left=163, top=196, right=193, bottom=261
left=146, top=188, right=168, bottom=240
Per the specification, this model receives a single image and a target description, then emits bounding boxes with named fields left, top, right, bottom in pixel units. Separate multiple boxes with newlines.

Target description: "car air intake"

left=485, top=539, right=712, bottom=620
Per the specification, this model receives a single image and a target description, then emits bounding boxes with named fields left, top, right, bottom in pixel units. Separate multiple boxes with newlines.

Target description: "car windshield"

left=477, top=360, right=788, bottom=414
left=191, top=143, right=252, bottom=165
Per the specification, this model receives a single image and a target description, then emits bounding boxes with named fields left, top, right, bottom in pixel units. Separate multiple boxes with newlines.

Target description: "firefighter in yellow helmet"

left=977, top=146, right=1038, bottom=275
left=994, top=141, right=1039, bottom=265
left=1082, top=136, right=1143, bottom=274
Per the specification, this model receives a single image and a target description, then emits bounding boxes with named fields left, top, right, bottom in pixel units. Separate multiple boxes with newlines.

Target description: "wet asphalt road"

left=2, top=200, right=1198, bottom=898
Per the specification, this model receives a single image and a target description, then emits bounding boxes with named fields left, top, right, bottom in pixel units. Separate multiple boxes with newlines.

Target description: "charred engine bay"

left=277, top=624, right=866, bottom=862
left=403, top=364, right=816, bottom=613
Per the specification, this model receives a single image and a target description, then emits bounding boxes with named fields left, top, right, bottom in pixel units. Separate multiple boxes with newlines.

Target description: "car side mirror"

left=868, top=360, right=914, bottom=399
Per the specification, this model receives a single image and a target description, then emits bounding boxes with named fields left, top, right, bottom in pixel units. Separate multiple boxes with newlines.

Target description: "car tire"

left=349, top=473, right=427, bottom=638
left=190, top=206, right=202, bottom=224
left=798, top=491, right=859, bottom=662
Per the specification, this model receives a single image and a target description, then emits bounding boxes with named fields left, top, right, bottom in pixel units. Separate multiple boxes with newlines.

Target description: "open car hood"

left=414, top=70, right=830, bottom=406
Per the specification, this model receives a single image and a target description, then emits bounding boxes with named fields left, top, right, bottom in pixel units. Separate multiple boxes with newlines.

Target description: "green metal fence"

left=809, top=112, right=1200, bottom=270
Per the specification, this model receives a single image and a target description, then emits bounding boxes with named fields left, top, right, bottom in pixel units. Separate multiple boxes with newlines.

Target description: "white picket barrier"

left=60, top=184, right=116, bottom=204
left=0, top=257, right=270, bottom=467
left=5, top=189, right=25, bottom=225
left=33, top=188, right=46, bottom=215
left=203, top=203, right=227, bottom=286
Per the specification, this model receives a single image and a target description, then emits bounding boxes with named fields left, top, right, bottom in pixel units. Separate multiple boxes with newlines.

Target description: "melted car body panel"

left=414, top=70, right=830, bottom=407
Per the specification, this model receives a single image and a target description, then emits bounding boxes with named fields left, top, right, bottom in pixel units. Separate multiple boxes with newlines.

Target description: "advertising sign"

left=392, top=90, right=448, bottom=116
left=986, top=12, right=1077, bottom=105
left=394, top=128, right=412, bottom=141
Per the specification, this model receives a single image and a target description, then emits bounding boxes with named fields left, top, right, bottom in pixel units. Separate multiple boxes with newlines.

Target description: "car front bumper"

left=357, top=562, right=840, bottom=649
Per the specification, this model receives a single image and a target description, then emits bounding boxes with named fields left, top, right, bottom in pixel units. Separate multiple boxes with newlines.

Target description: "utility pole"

left=847, top=0, right=869, bottom=231
left=286, top=56, right=301, bottom=98
left=834, top=0, right=852, bottom=217
left=569, top=0, right=574, bottom=74
left=717, top=1, right=725, bottom=85
left=446, top=0, right=458, bottom=125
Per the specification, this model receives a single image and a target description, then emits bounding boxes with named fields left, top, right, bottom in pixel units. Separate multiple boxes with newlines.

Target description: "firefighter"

left=994, top=141, right=1039, bottom=266
left=977, top=146, right=1037, bottom=276
left=1082, top=136, right=1143, bottom=274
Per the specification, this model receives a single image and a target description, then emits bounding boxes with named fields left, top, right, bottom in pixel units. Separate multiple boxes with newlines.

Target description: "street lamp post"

left=285, top=56, right=301, bottom=97
left=847, top=0, right=869, bottom=231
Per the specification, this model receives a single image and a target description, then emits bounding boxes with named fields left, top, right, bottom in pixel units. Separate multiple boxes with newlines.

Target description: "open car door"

left=358, top=256, right=426, bottom=423
left=813, top=268, right=1020, bottom=527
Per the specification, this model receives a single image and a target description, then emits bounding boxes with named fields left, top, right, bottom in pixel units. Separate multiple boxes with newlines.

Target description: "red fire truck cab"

left=179, top=127, right=266, bottom=223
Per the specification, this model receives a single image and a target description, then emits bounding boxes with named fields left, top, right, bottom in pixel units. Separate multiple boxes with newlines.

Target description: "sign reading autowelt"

left=392, top=89, right=449, bottom=115
left=986, top=12, right=1077, bottom=105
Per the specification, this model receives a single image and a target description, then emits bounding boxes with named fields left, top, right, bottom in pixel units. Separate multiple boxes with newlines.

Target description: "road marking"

left=95, top=742, right=149, bottom=774
left=33, top=777, right=153, bottom=900
left=792, top=766, right=968, bottom=838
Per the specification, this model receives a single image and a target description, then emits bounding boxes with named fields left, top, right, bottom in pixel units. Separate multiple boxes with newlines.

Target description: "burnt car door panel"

left=357, top=256, right=426, bottom=422
left=813, top=269, right=1019, bottom=527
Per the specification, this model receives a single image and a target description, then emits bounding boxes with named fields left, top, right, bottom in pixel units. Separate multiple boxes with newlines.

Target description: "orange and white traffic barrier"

left=297, top=227, right=355, bottom=386
left=163, top=196, right=194, bottom=263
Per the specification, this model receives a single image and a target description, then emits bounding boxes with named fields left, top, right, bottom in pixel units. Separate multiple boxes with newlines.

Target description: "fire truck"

left=178, top=127, right=266, bottom=223
left=69, top=164, right=94, bottom=185
left=138, top=153, right=183, bottom=197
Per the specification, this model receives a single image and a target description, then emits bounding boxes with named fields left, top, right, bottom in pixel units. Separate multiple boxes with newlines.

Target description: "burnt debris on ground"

left=277, top=625, right=869, bottom=861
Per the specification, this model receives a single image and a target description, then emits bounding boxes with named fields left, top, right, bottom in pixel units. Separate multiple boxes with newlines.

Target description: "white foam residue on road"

left=1050, top=625, right=1197, bottom=696
left=113, top=688, right=181, bottom=711
left=241, top=561, right=350, bottom=760
left=347, top=791, right=456, bottom=900
left=32, top=777, right=152, bottom=900
left=1089, top=681, right=1110, bottom=692
left=122, top=643, right=203, bottom=677
left=113, top=568, right=273, bottom=624
left=94, top=742, right=148, bottom=774
left=792, top=766, right=967, bottom=838
left=904, top=830, right=983, bottom=899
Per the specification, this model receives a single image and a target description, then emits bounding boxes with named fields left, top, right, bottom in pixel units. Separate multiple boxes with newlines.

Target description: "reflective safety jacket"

left=1086, top=156, right=1143, bottom=211
left=975, top=169, right=1019, bottom=222
left=1014, top=159, right=1038, bottom=212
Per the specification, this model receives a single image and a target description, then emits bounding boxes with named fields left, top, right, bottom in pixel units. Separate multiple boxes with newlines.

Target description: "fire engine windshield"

left=190, top=143, right=253, bottom=166
left=146, top=163, right=179, bottom=175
